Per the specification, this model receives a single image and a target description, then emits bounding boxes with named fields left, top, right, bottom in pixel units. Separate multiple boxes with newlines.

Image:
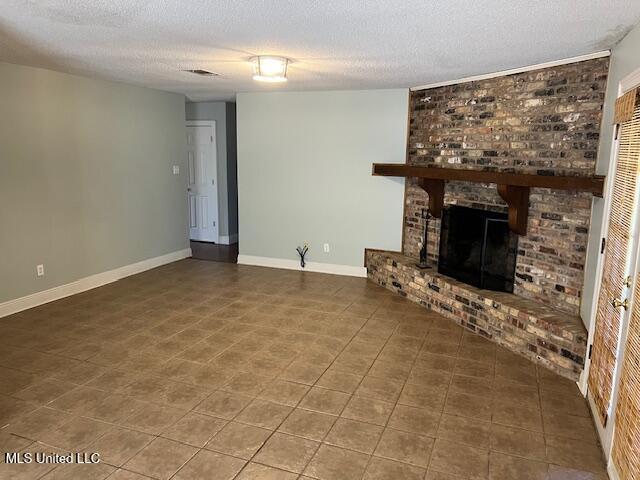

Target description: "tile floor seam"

left=358, top=313, right=432, bottom=479
left=165, top=446, right=209, bottom=480
left=40, top=422, right=198, bottom=479
left=227, top=304, right=378, bottom=480
left=422, top=325, right=459, bottom=479
left=294, top=308, right=391, bottom=472
left=536, top=362, right=553, bottom=472
left=427, top=333, right=512, bottom=478
left=131, top=439, right=199, bottom=480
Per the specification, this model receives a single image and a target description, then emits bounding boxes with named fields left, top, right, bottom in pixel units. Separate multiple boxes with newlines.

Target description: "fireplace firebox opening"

left=438, top=205, right=518, bottom=293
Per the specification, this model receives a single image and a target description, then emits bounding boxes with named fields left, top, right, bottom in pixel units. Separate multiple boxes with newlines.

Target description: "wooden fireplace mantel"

left=372, top=163, right=605, bottom=235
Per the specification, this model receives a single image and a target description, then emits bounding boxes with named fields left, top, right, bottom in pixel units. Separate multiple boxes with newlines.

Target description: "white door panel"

left=188, top=152, right=196, bottom=186
left=186, top=122, right=218, bottom=242
left=199, top=196, right=208, bottom=230
left=189, top=195, right=197, bottom=228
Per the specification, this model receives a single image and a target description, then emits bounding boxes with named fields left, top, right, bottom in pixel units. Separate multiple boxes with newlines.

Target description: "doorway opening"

left=185, top=103, right=239, bottom=264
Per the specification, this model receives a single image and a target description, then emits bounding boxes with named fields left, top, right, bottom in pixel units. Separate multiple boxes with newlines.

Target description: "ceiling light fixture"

left=250, top=56, right=289, bottom=82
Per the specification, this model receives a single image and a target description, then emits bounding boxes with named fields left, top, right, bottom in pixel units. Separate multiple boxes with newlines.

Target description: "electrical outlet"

left=36, top=264, right=45, bottom=277
left=323, top=243, right=330, bottom=253
left=172, top=165, right=180, bottom=175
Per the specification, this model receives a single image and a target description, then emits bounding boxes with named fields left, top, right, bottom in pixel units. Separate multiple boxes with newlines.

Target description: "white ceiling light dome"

left=250, top=56, right=290, bottom=83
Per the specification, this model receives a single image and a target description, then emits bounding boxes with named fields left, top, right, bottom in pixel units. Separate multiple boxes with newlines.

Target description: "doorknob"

left=611, top=298, right=629, bottom=310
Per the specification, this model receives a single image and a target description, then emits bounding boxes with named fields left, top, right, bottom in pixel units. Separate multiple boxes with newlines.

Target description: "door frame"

left=580, top=68, right=640, bottom=470
left=186, top=120, right=219, bottom=243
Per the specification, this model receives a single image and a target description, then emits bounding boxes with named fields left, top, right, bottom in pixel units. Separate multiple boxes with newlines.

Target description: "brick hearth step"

left=366, top=250, right=587, bottom=381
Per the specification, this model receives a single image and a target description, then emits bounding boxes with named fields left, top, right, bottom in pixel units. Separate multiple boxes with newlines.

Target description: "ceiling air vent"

left=183, top=69, right=220, bottom=77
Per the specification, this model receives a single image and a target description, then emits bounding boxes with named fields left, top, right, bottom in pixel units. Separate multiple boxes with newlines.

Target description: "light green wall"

left=236, top=89, right=408, bottom=267
left=185, top=101, right=238, bottom=238
left=581, top=23, right=640, bottom=326
left=0, top=62, right=188, bottom=304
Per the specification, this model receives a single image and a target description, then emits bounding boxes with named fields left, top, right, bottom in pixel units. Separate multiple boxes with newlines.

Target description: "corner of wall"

left=225, top=102, right=239, bottom=236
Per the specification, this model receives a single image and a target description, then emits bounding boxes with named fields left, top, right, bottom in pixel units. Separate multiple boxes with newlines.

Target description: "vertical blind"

left=588, top=92, right=640, bottom=424
left=613, top=268, right=640, bottom=480
left=612, top=97, right=640, bottom=480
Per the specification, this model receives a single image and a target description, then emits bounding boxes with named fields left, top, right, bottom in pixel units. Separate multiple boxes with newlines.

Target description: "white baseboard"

left=578, top=365, right=589, bottom=396
left=218, top=234, right=239, bottom=245
left=0, top=248, right=192, bottom=319
left=237, top=254, right=367, bottom=278
left=608, top=461, right=620, bottom=480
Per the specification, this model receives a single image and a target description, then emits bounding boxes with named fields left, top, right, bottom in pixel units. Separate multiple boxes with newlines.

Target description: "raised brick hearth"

left=366, top=250, right=587, bottom=380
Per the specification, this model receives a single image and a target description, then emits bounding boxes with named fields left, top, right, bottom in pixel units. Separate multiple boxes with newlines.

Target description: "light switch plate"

left=172, top=165, right=180, bottom=175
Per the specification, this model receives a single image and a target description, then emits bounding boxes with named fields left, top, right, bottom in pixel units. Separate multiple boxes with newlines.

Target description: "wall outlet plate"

left=323, top=243, right=330, bottom=253
left=36, top=264, right=44, bottom=277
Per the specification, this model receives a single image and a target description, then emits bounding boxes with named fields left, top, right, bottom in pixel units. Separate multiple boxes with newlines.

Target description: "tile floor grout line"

left=12, top=307, right=438, bottom=477
left=421, top=322, right=461, bottom=479
left=323, top=303, right=406, bottom=477
left=536, top=363, right=553, bottom=477
left=19, top=302, right=299, bottom=478
left=224, top=304, right=379, bottom=479
left=354, top=308, right=432, bottom=479
left=283, top=306, right=394, bottom=472
left=255, top=300, right=394, bottom=476
left=153, top=298, right=319, bottom=479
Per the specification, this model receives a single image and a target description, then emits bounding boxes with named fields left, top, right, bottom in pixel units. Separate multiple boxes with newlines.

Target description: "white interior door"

left=610, top=239, right=640, bottom=479
left=586, top=83, right=640, bottom=460
left=186, top=122, right=218, bottom=242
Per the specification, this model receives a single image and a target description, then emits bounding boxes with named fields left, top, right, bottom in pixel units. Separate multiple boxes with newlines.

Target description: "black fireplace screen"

left=438, top=205, right=518, bottom=293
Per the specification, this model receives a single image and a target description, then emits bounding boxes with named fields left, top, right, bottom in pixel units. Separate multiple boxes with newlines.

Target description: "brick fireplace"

left=367, top=57, right=609, bottom=380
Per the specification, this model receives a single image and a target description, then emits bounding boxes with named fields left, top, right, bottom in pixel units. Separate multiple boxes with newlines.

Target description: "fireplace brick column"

left=403, top=57, right=609, bottom=315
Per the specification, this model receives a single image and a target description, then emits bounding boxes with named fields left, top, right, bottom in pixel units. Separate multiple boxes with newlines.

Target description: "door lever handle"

left=611, top=298, right=629, bottom=310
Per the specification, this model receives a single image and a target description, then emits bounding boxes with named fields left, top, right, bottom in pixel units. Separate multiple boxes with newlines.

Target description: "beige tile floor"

left=0, top=259, right=607, bottom=479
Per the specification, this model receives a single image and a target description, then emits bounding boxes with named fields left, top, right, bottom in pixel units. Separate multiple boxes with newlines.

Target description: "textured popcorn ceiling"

left=1, top=0, right=639, bottom=101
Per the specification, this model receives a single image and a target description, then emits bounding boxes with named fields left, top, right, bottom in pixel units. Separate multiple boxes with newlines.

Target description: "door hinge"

left=600, top=237, right=606, bottom=254
left=211, top=136, right=214, bottom=142
left=213, top=221, right=216, bottom=227
left=614, top=124, right=620, bottom=140
left=588, top=344, right=593, bottom=359
left=212, top=179, right=215, bottom=186
left=603, top=414, right=608, bottom=428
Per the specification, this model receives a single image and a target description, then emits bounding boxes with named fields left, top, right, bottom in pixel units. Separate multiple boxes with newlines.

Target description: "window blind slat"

left=613, top=267, right=640, bottom=480
left=589, top=102, right=640, bottom=424
left=614, top=88, right=638, bottom=124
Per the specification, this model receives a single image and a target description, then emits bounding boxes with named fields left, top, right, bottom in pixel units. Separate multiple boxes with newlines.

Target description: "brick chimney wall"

left=403, top=57, right=609, bottom=315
